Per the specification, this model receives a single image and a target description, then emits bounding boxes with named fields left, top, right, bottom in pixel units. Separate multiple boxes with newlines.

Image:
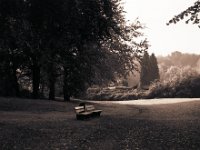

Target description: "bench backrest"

left=75, top=106, right=85, bottom=113
left=85, top=105, right=95, bottom=111
left=74, top=105, right=95, bottom=113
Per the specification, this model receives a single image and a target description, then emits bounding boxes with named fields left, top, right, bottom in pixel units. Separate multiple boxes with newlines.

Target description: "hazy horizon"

left=124, top=0, right=200, bottom=56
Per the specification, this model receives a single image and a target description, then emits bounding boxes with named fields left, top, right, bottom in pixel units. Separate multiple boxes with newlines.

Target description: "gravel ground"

left=0, top=97, right=200, bottom=150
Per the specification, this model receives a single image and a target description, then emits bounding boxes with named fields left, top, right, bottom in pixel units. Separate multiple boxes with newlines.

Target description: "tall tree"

left=0, top=0, right=26, bottom=96
left=140, top=51, right=151, bottom=87
left=150, top=53, right=160, bottom=82
left=60, top=0, right=147, bottom=101
left=140, top=52, right=159, bottom=88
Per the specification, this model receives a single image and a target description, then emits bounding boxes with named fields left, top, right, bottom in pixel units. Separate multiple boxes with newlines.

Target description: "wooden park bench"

left=74, top=104, right=102, bottom=120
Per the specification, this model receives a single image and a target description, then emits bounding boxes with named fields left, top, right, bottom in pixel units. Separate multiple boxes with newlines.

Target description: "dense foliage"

left=0, top=0, right=147, bottom=100
left=148, top=67, right=200, bottom=98
left=85, top=67, right=200, bottom=100
left=158, top=51, right=200, bottom=81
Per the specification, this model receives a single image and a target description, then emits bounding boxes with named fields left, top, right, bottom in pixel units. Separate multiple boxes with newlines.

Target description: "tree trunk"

left=47, top=62, right=56, bottom=100
left=48, top=75, right=56, bottom=100
left=63, top=67, right=70, bottom=101
left=8, top=63, right=20, bottom=97
left=12, top=70, right=20, bottom=97
left=63, top=92, right=70, bottom=101
left=32, top=63, right=40, bottom=99
left=49, top=83, right=55, bottom=100
left=63, top=83, right=70, bottom=101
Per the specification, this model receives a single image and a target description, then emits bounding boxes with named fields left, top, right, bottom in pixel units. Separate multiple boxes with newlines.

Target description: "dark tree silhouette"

left=0, top=0, right=147, bottom=100
left=140, top=52, right=159, bottom=88
left=140, top=51, right=151, bottom=87
left=0, top=0, right=25, bottom=96
left=167, top=0, right=200, bottom=27
left=150, top=53, right=160, bottom=82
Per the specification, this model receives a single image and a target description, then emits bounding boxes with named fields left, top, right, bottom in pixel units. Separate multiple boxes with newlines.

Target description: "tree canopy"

left=0, top=0, right=148, bottom=100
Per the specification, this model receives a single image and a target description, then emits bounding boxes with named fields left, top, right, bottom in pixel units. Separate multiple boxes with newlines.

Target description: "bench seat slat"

left=86, top=108, right=95, bottom=111
left=91, top=110, right=102, bottom=113
left=77, top=112, right=92, bottom=115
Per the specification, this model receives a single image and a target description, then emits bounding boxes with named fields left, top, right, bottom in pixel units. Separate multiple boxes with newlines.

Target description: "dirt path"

left=0, top=97, right=200, bottom=150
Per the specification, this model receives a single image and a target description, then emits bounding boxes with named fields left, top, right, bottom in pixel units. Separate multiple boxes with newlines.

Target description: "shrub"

left=148, top=74, right=200, bottom=98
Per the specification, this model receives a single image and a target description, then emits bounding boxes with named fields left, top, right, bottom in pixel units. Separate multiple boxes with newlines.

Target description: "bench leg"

left=96, top=112, right=101, bottom=117
left=92, top=112, right=101, bottom=117
left=76, top=114, right=91, bottom=120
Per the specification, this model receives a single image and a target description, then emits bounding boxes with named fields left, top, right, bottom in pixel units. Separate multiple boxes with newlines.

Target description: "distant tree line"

left=148, top=64, right=200, bottom=98
left=157, top=51, right=200, bottom=83
left=85, top=52, right=200, bottom=100
left=158, top=51, right=200, bottom=68
left=148, top=51, right=200, bottom=98
left=0, top=0, right=148, bottom=100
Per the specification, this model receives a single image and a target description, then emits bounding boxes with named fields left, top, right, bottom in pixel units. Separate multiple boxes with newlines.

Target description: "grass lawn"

left=0, top=97, right=200, bottom=150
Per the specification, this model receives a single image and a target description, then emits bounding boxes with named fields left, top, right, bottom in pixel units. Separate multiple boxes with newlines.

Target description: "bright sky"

left=124, top=0, right=200, bottom=56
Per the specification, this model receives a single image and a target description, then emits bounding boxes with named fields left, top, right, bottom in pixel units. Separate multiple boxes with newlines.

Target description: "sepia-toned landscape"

left=0, top=0, right=200, bottom=149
